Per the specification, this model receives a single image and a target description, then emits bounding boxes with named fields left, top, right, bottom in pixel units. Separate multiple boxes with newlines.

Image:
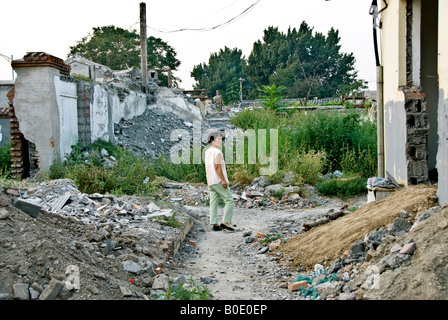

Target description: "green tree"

left=245, top=26, right=289, bottom=96
left=246, top=21, right=366, bottom=102
left=259, top=84, right=286, bottom=110
left=223, top=77, right=241, bottom=105
left=190, top=47, right=247, bottom=97
left=68, top=25, right=181, bottom=87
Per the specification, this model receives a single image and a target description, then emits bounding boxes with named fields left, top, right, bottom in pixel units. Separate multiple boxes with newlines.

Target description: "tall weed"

left=230, top=108, right=377, bottom=182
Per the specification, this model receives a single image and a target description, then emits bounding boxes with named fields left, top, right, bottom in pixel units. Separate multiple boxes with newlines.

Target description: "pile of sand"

left=275, top=185, right=438, bottom=270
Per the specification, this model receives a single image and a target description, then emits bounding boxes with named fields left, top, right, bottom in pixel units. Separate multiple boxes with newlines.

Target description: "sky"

left=0, top=0, right=377, bottom=91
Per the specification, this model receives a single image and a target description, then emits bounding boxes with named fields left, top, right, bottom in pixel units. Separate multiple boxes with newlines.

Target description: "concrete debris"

left=268, top=203, right=448, bottom=300
left=0, top=208, right=10, bottom=220
left=65, top=265, right=80, bottom=291
left=13, top=199, right=41, bottom=218
left=38, top=278, right=65, bottom=300
left=0, top=177, right=194, bottom=300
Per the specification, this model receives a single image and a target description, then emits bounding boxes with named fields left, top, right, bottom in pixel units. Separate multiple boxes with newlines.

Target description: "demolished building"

left=4, top=52, right=204, bottom=178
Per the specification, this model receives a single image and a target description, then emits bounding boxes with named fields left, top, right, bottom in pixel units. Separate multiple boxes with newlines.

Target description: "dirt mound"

left=0, top=187, right=183, bottom=300
left=276, top=185, right=438, bottom=270
left=357, top=203, right=448, bottom=299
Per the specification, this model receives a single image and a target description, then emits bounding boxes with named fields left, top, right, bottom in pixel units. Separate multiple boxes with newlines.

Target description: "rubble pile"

left=158, top=178, right=317, bottom=212
left=0, top=179, right=194, bottom=300
left=113, top=92, right=231, bottom=160
left=114, top=108, right=207, bottom=159
left=271, top=204, right=448, bottom=300
left=265, top=186, right=448, bottom=300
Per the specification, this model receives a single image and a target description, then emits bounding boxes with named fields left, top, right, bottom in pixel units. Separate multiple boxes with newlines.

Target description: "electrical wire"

left=188, top=0, right=241, bottom=28
left=147, top=0, right=262, bottom=33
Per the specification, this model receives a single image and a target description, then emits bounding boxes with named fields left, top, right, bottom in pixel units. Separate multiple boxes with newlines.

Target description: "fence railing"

left=235, top=96, right=343, bottom=109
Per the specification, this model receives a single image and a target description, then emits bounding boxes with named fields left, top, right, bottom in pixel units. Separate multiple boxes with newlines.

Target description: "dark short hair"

left=208, top=131, right=223, bottom=144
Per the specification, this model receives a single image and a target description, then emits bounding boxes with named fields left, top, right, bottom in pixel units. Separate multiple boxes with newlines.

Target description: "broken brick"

left=288, top=281, right=308, bottom=291
left=256, top=232, right=265, bottom=238
left=365, top=250, right=373, bottom=262
left=400, top=242, right=416, bottom=255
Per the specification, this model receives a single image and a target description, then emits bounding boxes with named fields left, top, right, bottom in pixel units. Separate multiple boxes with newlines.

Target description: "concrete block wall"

left=404, top=91, right=429, bottom=184
left=76, top=81, right=93, bottom=147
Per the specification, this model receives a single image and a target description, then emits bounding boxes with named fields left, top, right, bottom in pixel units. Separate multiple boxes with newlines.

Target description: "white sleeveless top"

left=205, top=146, right=229, bottom=186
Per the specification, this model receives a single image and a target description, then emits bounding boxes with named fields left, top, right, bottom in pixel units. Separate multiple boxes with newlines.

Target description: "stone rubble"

left=0, top=177, right=196, bottom=300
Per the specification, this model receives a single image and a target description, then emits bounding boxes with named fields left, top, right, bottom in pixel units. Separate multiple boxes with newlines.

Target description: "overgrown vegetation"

left=229, top=107, right=377, bottom=196
left=0, top=144, right=11, bottom=176
left=49, top=140, right=158, bottom=196
left=315, top=175, right=367, bottom=198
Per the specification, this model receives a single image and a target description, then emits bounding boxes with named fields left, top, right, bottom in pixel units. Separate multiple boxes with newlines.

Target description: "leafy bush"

left=315, top=175, right=366, bottom=197
left=282, top=150, right=326, bottom=185
left=163, top=277, right=211, bottom=300
left=259, top=84, right=286, bottom=110
left=290, top=110, right=377, bottom=174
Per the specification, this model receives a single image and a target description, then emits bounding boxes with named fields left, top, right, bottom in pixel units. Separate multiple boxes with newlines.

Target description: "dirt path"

left=183, top=206, right=284, bottom=300
left=174, top=194, right=365, bottom=300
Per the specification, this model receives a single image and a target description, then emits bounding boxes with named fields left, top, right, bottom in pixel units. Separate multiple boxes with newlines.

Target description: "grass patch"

left=0, top=144, right=11, bottom=175
left=149, top=212, right=184, bottom=229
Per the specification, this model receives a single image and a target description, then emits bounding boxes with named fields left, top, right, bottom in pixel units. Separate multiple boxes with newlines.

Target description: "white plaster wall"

left=381, top=0, right=408, bottom=185
left=90, top=84, right=149, bottom=144
left=111, top=89, right=147, bottom=123
left=91, top=83, right=111, bottom=143
left=149, top=87, right=203, bottom=123
left=54, top=76, right=78, bottom=159
left=13, top=66, right=60, bottom=173
left=384, top=97, right=408, bottom=184
left=437, top=0, right=448, bottom=206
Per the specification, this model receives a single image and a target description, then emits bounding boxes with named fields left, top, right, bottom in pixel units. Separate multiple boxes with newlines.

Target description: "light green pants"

left=208, top=182, right=234, bottom=225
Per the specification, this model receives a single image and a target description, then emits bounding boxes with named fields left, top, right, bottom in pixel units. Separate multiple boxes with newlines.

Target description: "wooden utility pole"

left=140, top=2, right=148, bottom=93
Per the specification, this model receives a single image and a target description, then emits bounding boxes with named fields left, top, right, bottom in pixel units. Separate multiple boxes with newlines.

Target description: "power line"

left=147, top=0, right=262, bottom=33
left=188, top=0, right=240, bottom=28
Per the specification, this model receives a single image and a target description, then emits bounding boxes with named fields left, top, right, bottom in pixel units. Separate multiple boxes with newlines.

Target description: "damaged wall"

left=381, top=0, right=447, bottom=206
left=77, top=82, right=148, bottom=144
left=11, top=53, right=73, bottom=173
left=0, top=82, right=13, bottom=148
left=54, top=76, right=78, bottom=160
left=10, top=53, right=150, bottom=173
left=9, top=52, right=203, bottom=177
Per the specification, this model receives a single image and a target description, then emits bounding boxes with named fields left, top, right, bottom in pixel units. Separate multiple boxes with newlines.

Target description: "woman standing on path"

left=204, top=131, right=235, bottom=231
